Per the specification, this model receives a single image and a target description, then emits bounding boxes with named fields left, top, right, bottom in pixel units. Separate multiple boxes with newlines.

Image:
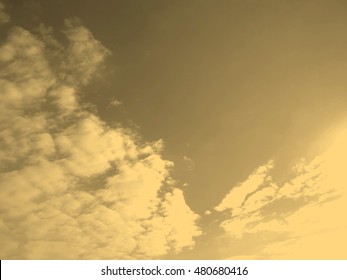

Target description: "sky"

left=0, top=0, right=347, bottom=259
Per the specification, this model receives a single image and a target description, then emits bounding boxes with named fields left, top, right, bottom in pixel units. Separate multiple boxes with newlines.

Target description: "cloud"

left=183, top=155, right=195, bottom=171
left=135, top=189, right=201, bottom=257
left=60, top=18, right=111, bottom=86
left=215, top=160, right=274, bottom=215
left=204, top=210, right=211, bottom=215
left=0, top=2, right=9, bottom=25
left=0, top=19, right=200, bottom=259
left=215, top=129, right=347, bottom=259
left=108, top=98, right=122, bottom=108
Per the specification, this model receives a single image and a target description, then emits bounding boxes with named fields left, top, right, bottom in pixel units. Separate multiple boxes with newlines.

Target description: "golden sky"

left=0, top=0, right=347, bottom=259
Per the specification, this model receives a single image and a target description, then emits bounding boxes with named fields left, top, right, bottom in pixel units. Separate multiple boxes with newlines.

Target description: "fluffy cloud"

left=215, top=129, right=347, bottom=259
left=0, top=17, right=200, bottom=259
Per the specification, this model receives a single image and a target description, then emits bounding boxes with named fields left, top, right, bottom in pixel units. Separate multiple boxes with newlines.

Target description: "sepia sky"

left=1, top=0, right=347, bottom=259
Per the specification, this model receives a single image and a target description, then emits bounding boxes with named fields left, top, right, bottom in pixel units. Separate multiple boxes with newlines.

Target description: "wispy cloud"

left=0, top=2, right=9, bottom=25
left=108, top=97, right=122, bottom=108
left=215, top=130, right=347, bottom=259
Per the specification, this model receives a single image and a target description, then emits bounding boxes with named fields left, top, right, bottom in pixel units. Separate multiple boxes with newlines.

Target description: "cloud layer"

left=0, top=13, right=200, bottom=259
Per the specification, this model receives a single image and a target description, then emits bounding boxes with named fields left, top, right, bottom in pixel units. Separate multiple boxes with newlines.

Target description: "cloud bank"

left=0, top=11, right=200, bottom=259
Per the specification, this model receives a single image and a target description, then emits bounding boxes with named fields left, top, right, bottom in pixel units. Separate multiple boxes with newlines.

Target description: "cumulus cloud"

left=215, top=130, right=347, bottom=259
left=0, top=19, right=200, bottom=259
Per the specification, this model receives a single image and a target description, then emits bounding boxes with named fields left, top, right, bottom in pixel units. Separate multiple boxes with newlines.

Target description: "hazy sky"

left=1, top=0, right=347, bottom=259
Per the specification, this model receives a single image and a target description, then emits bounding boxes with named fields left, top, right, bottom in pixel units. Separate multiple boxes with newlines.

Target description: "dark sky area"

left=5, top=0, right=347, bottom=214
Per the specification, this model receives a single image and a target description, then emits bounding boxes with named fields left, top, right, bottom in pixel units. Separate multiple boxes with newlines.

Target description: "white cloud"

left=48, top=86, right=78, bottom=113
left=135, top=189, right=201, bottom=257
left=161, top=189, right=202, bottom=251
left=108, top=98, right=122, bottom=108
left=215, top=160, right=274, bottom=215
left=0, top=18, right=200, bottom=259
